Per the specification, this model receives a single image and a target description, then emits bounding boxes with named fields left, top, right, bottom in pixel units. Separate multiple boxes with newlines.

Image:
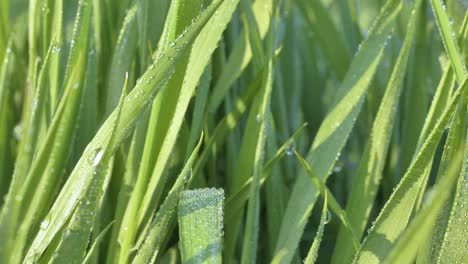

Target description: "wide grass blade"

left=178, top=188, right=224, bottom=264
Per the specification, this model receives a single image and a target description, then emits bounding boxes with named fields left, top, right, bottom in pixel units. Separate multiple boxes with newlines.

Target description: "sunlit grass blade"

left=383, top=150, right=464, bottom=264
left=332, top=0, right=421, bottom=261
left=430, top=0, right=467, bottom=83
left=417, top=21, right=468, bottom=264
left=273, top=0, right=402, bottom=262
left=132, top=136, right=203, bottom=264
left=436, top=133, right=468, bottom=263
left=353, top=77, right=467, bottom=263
left=178, top=188, right=224, bottom=264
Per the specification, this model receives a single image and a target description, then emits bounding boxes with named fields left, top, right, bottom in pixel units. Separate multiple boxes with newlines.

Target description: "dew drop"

left=52, top=45, right=61, bottom=54
left=256, top=114, right=261, bottom=122
left=285, top=143, right=295, bottom=156
left=333, top=164, right=343, bottom=173
left=324, top=210, right=332, bottom=224
left=40, top=215, right=50, bottom=230
left=91, top=148, right=103, bottom=166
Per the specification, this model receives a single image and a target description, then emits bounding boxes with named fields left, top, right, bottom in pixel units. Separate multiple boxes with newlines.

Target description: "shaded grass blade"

left=304, top=193, right=328, bottom=264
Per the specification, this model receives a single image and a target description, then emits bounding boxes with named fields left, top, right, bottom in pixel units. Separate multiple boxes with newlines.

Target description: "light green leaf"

left=383, top=150, right=464, bottom=264
left=178, top=188, right=224, bottom=264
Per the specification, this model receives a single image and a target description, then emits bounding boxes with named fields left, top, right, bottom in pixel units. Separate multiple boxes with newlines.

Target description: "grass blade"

left=178, top=188, right=224, bottom=264
left=430, top=0, right=467, bottom=83
left=303, top=193, right=328, bottom=264
left=383, top=150, right=464, bottom=264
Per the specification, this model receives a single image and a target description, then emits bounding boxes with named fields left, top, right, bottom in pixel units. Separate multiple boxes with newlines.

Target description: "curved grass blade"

left=303, top=193, right=328, bottom=264
left=132, top=136, right=203, bottom=264
left=331, top=0, right=421, bottom=261
left=178, top=188, right=224, bottom=264
left=353, top=77, right=467, bottom=263
left=383, top=150, right=464, bottom=264
left=273, top=1, right=402, bottom=262
left=22, top=2, right=223, bottom=260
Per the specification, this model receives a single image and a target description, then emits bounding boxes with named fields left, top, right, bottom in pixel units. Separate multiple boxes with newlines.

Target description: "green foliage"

left=0, top=0, right=466, bottom=263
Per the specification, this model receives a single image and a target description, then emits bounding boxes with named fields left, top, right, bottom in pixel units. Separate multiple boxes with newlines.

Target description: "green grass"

left=0, top=0, right=467, bottom=263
